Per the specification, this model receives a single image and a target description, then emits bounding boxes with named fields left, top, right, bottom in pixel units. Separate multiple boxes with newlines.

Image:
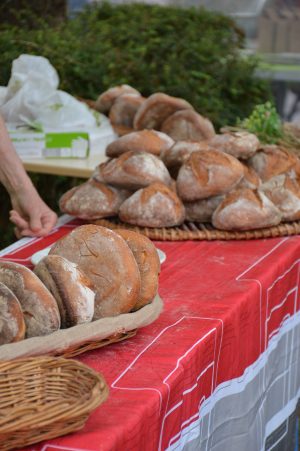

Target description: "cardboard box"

left=9, top=125, right=117, bottom=159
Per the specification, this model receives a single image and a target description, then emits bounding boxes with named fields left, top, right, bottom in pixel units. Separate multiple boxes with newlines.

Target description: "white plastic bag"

left=0, top=54, right=97, bottom=129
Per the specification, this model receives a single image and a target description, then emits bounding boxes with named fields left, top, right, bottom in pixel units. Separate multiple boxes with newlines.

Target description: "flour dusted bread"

left=184, top=195, right=224, bottom=222
left=247, top=145, right=297, bottom=181
left=34, top=255, right=95, bottom=328
left=134, top=92, right=194, bottom=130
left=119, top=182, right=185, bottom=227
left=161, top=109, right=215, bottom=141
left=106, top=130, right=174, bottom=158
left=59, top=179, right=129, bottom=219
left=0, top=261, right=60, bottom=338
left=209, top=131, right=259, bottom=159
left=109, top=93, right=145, bottom=134
left=49, top=225, right=141, bottom=319
left=115, top=229, right=160, bottom=310
left=212, top=188, right=282, bottom=231
left=95, top=84, right=140, bottom=113
left=0, top=282, right=25, bottom=345
left=177, top=150, right=244, bottom=201
left=261, top=174, right=300, bottom=221
left=98, top=151, right=172, bottom=190
left=160, top=141, right=211, bottom=177
left=237, top=164, right=261, bottom=190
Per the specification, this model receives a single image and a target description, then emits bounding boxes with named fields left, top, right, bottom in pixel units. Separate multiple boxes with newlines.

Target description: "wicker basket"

left=0, top=357, right=109, bottom=451
left=92, top=218, right=300, bottom=241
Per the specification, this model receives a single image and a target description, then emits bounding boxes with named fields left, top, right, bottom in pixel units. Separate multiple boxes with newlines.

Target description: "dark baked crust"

left=49, top=225, right=141, bottom=319
left=0, top=282, right=25, bottom=345
left=0, top=261, right=60, bottom=338
left=161, top=109, right=215, bottom=141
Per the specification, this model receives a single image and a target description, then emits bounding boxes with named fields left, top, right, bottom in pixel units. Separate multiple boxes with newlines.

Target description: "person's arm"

left=0, top=116, right=57, bottom=237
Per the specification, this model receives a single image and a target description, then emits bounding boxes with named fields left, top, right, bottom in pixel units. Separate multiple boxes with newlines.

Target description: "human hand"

left=9, top=188, right=57, bottom=238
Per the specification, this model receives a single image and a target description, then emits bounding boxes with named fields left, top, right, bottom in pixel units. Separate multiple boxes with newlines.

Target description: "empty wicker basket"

left=0, top=357, right=109, bottom=450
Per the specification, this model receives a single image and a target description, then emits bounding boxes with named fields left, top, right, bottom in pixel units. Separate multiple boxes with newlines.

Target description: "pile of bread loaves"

left=59, top=85, right=300, bottom=231
left=0, top=225, right=160, bottom=346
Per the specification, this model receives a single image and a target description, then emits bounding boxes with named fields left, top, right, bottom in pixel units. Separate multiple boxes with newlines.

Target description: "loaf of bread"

left=49, top=225, right=141, bottom=319
left=177, top=150, right=244, bottom=201
left=209, top=131, right=259, bottom=159
left=119, top=182, right=185, bottom=227
left=0, top=281, right=26, bottom=345
left=109, top=93, right=145, bottom=134
left=212, top=188, right=282, bottom=231
left=115, top=229, right=160, bottom=310
left=34, top=255, right=95, bottom=328
left=97, top=151, right=172, bottom=190
left=106, top=130, right=174, bottom=158
left=184, top=195, right=224, bottom=222
left=0, top=261, right=60, bottom=338
left=95, top=84, right=140, bottom=113
left=247, top=145, right=297, bottom=181
left=160, top=141, right=211, bottom=177
left=59, top=179, right=129, bottom=219
left=161, top=109, right=215, bottom=141
left=261, top=174, right=300, bottom=221
left=134, top=93, right=194, bottom=130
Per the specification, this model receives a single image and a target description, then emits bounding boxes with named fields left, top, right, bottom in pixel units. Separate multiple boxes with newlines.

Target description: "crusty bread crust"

left=184, top=195, right=224, bottom=222
left=106, top=130, right=174, bottom=158
left=0, top=261, right=60, bottom=338
left=177, top=150, right=244, bottom=201
left=209, top=132, right=259, bottom=159
left=0, top=282, right=25, bottom=345
left=212, top=188, right=282, bottom=231
left=99, top=151, right=172, bottom=190
left=34, top=255, right=95, bottom=328
left=161, top=109, right=215, bottom=141
left=261, top=175, right=300, bottom=221
left=247, top=145, right=297, bottom=181
left=109, top=94, right=145, bottom=128
left=59, top=179, right=130, bottom=219
left=95, top=84, right=140, bottom=113
left=115, top=229, right=160, bottom=310
left=119, top=182, right=185, bottom=227
left=133, top=92, right=194, bottom=130
left=49, top=225, right=141, bottom=319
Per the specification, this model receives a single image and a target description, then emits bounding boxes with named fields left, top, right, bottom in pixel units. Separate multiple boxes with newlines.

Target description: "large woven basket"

left=92, top=218, right=300, bottom=241
left=0, top=357, right=109, bottom=450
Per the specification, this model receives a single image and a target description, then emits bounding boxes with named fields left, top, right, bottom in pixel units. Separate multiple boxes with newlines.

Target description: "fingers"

left=10, top=208, right=58, bottom=238
left=9, top=210, right=29, bottom=230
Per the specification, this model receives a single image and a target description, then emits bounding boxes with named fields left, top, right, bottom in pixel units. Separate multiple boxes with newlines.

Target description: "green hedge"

left=0, top=2, right=271, bottom=247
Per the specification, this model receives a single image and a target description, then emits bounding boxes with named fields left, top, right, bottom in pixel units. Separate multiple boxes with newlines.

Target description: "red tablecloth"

left=1, top=218, right=299, bottom=451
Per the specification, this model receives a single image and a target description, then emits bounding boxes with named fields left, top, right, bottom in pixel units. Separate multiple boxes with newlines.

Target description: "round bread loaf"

left=133, top=92, right=194, bottom=130
left=247, top=145, right=297, bottom=182
left=0, top=261, right=60, bottom=338
left=209, top=132, right=259, bottom=159
left=49, top=225, right=141, bottom=319
left=115, top=229, right=160, bottom=310
left=176, top=150, right=244, bottom=201
left=212, top=188, right=282, bottom=231
left=160, top=141, right=211, bottom=177
left=161, top=109, right=215, bottom=141
left=119, top=182, right=185, bottom=227
left=95, top=84, right=140, bottom=113
left=98, top=151, right=172, bottom=190
left=109, top=94, right=145, bottom=133
left=184, top=195, right=224, bottom=222
left=0, top=282, right=26, bottom=345
left=261, top=174, right=300, bottom=221
left=106, top=130, right=174, bottom=158
left=59, top=179, right=130, bottom=219
left=34, top=255, right=95, bottom=328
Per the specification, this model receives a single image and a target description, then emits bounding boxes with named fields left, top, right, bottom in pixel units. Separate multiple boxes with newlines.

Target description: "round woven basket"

left=92, top=218, right=300, bottom=241
left=0, top=357, right=109, bottom=450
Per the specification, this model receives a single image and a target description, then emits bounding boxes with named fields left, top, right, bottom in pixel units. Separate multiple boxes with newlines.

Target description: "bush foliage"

left=0, top=2, right=271, bottom=247
left=0, top=2, right=270, bottom=128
